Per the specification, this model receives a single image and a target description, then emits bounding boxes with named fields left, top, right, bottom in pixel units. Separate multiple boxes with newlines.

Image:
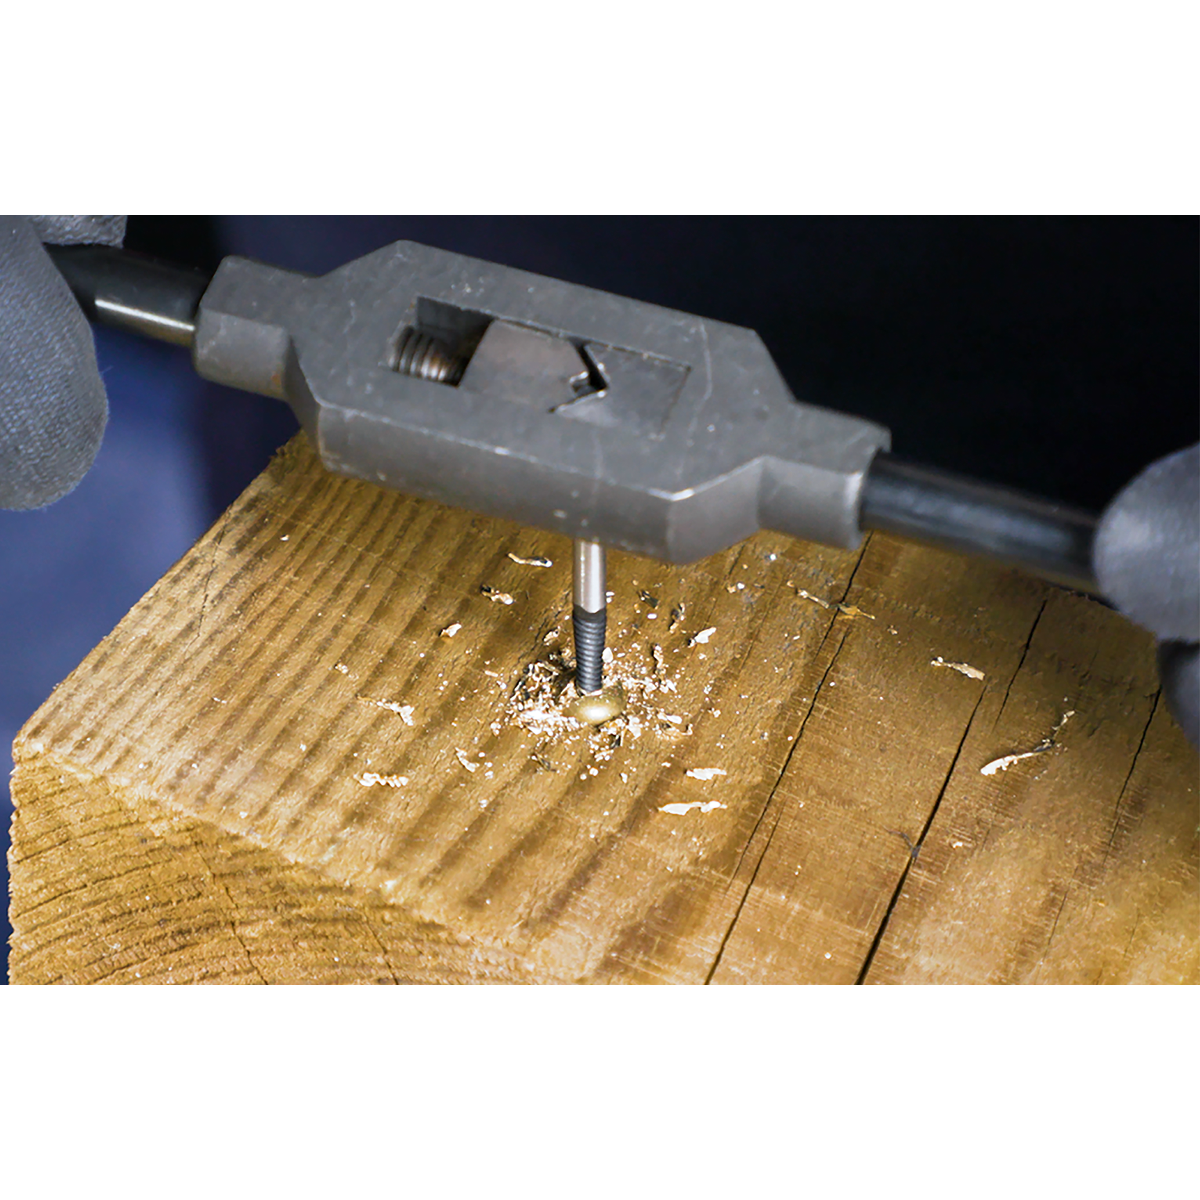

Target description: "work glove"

left=1094, top=442, right=1200, bottom=748
left=0, top=215, right=126, bottom=509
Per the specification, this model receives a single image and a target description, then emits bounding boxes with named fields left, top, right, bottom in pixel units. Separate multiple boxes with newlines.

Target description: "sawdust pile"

left=505, top=634, right=690, bottom=763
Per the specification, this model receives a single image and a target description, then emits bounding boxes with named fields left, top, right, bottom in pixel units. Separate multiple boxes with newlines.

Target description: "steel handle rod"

left=859, top=453, right=1099, bottom=594
left=46, top=243, right=212, bottom=348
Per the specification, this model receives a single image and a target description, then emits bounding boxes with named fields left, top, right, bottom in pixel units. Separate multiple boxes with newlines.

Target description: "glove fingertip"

left=1, top=217, right=111, bottom=509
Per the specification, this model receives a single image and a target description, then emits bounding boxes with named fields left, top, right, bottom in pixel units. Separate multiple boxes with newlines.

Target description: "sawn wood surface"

left=9, top=436, right=1198, bottom=983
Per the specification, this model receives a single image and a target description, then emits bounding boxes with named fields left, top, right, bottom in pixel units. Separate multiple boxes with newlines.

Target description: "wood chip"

left=439, top=623, right=462, bottom=638
left=480, top=585, right=515, bottom=605
left=356, top=773, right=409, bottom=787
left=455, top=748, right=479, bottom=772
left=659, top=800, right=727, bottom=815
left=688, top=627, right=716, bottom=646
left=979, top=748, right=1048, bottom=776
left=651, top=644, right=667, bottom=677
left=835, top=605, right=875, bottom=621
left=981, top=710, right=1075, bottom=776
left=931, top=657, right=985, bottom=680
left=685, top=768, right=727, bottom=780
left=794, top=587, right=830, bottom=610
left=359, top=698, right=415, bottom=724
left=794, top=588, right=874, bottom=620
left=507, top=553, right=553, bottom=568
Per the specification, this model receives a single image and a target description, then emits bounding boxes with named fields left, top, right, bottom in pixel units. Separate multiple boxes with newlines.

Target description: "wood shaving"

left=685, top=768, right=727, bottom=780
left=507, top=552, right=553, bottom=568
left=505, top=639, right=690, bottom=759
left=981, top=710, right=1075, bottom=776
left=931, top=657, right=985, bottom=680
left=659, top=800, right=726, bottom=815
left=836, top=605, right=875, bottom=621
left=359, top=697, right=415, bottom=724
left=439, top=623, right=462, bottom=638
left=506, top=655, right=581, bottom=739
left=356, top=773, right=409, bottom=787
left=794, top=587, right=829, bottom=609
left=794, top=587, right=875, bottom=620
left=657, top=719, right=694, bottom=739
left=455, top=748, right=480, bottom=772
left=688, top=627, right=716, bottom=646
left=651, top=644, right=667, bottom=678
left=334, top=663, right=349, bottom=673
left=980, top=748, right=1047, bottom=776
left=480, top=585, right=515, bottom=604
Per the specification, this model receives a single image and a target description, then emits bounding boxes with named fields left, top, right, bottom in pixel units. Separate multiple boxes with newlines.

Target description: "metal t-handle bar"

left=860, top=455, right=1098, bottom=594
left=47, top=243, right=211, bottom=348
left=48, top=242, right=1099, bottom=594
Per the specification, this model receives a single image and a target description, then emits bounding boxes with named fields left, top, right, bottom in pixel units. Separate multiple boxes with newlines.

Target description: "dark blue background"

left=4, top=217, right=1196, bottom=978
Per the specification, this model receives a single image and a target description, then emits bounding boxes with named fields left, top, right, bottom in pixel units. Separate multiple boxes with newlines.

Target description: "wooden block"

left=9, top=436, right=1197, bottom=983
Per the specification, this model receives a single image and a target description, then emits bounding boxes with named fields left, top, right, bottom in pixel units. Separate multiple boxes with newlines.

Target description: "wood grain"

left=9, top=436, right=1198, bottom=983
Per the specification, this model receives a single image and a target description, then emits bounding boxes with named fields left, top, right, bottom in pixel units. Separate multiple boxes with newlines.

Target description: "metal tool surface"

left=572, top=539, right=606, bottom=693
left=187, top=241, right=891, bottom=564
left=47, top=241, right=1100, bottom=592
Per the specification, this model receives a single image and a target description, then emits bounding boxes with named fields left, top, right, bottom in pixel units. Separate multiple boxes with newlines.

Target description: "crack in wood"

left=1044, top=887, right=1071, bottom=952
left=703, top=626, right=851, bottom=981
left=855, top=688, right=986, bottom=984
left=703, top=547, right=873, bottom=981
left=194, top=847, right=268, bottom=984
left=1101, top=691, right=1161, bottom=869
left=993, top=596, right=1047, bottom=729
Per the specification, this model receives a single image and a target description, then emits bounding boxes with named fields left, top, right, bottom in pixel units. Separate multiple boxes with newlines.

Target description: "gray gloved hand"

left=0, top=215, right=126, bottom=509
left=1094, top=442, right=1200, bottom=748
